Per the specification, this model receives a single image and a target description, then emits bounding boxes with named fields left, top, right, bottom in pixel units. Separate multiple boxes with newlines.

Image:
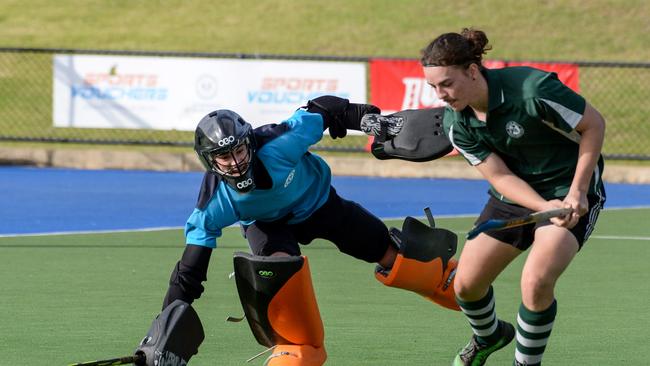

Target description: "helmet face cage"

left=204, top=137, right=253, bottom=177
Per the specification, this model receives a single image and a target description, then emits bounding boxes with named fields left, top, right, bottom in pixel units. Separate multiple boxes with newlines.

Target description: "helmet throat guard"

left=223, top=170, right=256, bottom=193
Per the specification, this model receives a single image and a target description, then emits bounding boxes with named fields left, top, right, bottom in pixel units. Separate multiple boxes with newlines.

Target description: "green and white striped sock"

left=514, top=300, right=557, bottom=366
left=457, top=286, right=499, bottom=345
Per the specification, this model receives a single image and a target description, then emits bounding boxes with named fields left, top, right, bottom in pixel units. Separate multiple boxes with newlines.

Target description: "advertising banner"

left=53, top=55, right=367, bottom=130
left=369, top=59, right=578, bottom=113
left=505, top=61, right=579, bottom=91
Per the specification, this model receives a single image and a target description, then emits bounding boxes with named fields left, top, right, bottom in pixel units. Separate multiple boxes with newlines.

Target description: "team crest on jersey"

left=505, top=121, right=524, bottom=138
left=284, top=169, right=295, bottom=188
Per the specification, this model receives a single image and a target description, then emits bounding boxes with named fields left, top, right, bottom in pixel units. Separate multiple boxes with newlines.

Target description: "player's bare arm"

left=566, top=103, right=606, bottom=217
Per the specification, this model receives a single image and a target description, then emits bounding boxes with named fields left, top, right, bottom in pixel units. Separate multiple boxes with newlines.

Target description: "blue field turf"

left=1, top=166, right=649, bottom=235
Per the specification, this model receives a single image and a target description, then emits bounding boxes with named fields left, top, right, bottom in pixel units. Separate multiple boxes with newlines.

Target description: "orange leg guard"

left=376, top=254, right=460, bottom=311
left=265, top=256, right=326, bottom=365
left=233, top=252, right=326, bottom=366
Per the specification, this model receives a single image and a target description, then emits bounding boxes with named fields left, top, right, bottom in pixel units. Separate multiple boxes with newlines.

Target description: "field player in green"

left=420, top=28, right=607, bottom=365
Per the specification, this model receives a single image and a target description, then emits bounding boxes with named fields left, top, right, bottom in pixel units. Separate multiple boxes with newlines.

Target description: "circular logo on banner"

left=196, top=75, right=218, bottom=100
left=505, top=121, right=525, bottom=138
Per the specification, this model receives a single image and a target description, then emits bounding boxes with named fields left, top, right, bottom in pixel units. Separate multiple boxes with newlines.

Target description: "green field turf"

left=1, top=209, right=649, bottom=365
left=3, top=1, right=649, bottom=61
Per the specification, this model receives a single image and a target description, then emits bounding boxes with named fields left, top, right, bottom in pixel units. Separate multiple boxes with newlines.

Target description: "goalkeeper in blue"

left=152, top=95, right=460, bottom=365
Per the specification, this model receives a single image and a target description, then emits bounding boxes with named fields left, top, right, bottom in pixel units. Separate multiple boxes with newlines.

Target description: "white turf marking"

left=0, top=226, right=183, bottom=238
left=2, top=214, right=480, bottom=238
left=589, top=235, right=650, bottom=241
left=604, top=205, right=650, bottom=211
left=447, top=231, right=650, bottom=241
left=2, top=207, right=649, bottom=239
left=5, top=227, right=648, bottom=241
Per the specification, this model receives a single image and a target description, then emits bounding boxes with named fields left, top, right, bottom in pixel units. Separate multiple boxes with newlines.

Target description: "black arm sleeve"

left=305, top=95, right=380, bottom=138
left=162, top=245, right=213, bottom=310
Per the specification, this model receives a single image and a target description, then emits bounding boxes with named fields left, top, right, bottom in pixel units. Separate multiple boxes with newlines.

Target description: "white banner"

left=53, top=55, right=367, bottom=130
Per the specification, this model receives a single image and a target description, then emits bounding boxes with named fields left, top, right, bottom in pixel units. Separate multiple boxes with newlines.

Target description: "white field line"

left=0, top=226, right=183, bottom=238
left=446, top=231, right=650, bottom=241
left=588, top=235, right=650, bottom=241
left=5, top=227, right=647, bottom=241
left=0, top=213, right=479, bottom=238
left=2, top=207, right=648, bottom=239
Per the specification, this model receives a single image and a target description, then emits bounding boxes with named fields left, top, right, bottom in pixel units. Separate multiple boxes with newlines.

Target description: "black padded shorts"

left=475, top=192, right=606, bottom=251
left=242, top=187, right=392, bottom=263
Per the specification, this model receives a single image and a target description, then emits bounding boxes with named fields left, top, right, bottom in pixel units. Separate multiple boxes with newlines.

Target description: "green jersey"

left=443, top=66, right=604, bottom=202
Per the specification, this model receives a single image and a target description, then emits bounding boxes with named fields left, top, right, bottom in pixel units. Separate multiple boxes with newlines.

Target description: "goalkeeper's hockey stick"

left=70, top=300, right=204, bottom=366
left=68, top=354, right=143, bottom=366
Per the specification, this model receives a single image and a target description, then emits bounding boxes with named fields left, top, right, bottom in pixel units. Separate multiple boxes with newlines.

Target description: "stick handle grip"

left=529, top=207, right=573, bottom=222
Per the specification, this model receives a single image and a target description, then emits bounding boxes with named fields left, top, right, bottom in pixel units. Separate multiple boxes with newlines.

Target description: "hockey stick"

left=70, top=300, right=204, bottom=366
left=466, top=207, right=573, bottom=240
left=68, top=354, right=143, bottom=366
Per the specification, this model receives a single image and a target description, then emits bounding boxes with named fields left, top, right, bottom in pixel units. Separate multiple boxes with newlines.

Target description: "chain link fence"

left=1, top=47, right=648, bottom=159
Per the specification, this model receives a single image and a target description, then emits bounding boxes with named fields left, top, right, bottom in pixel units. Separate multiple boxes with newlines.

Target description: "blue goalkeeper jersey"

left=184, top=109, right=331, bottom=248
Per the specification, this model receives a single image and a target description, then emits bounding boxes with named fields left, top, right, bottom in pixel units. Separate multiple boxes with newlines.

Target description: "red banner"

left=505, top=61, right=579, bottom=92
left=369, top=59, right=578, bottom=113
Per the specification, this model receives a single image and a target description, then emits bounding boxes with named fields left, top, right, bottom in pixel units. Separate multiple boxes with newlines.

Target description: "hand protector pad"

left=135, top=300, right=204, bottom=366
left=365, top=107, right=453, bottom=162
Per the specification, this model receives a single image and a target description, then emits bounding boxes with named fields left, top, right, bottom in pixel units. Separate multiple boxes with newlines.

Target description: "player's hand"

left=565, top=190, right=589, bottom=216
left=545, top=199, right=580, bottom=229
left=559, top=190, right=588, bottom=228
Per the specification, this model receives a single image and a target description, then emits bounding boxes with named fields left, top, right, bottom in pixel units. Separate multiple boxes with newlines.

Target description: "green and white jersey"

left=443, top=66, right=604, bottom=201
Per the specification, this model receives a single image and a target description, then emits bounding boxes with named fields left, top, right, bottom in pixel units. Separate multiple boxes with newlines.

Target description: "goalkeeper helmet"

left=194, top=110, right=256, bottom=193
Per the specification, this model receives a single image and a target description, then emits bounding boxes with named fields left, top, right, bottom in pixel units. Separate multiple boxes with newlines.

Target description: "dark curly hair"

left=420, top=28, right=492, bottom=68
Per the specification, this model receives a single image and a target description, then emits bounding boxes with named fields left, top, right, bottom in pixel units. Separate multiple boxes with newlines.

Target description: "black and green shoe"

left=452, top=320, right=515, bottom=366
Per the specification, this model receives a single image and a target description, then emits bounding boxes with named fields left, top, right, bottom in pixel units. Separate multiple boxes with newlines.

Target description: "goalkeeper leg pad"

left=375, top=216, right=460, bottom=311
left=233, top=252, right=326, bottom=366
